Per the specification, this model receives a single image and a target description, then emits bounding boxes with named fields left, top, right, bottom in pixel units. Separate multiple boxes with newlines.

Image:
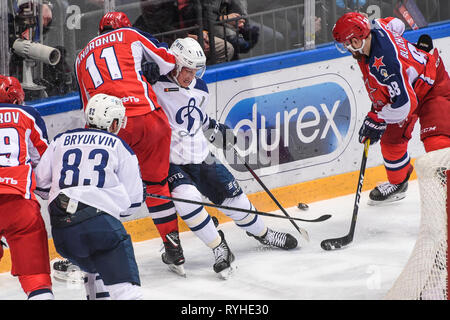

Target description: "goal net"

left=385, top=147, right=449, bottom=300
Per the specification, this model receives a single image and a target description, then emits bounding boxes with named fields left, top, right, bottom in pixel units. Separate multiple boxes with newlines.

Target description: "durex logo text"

left=221, top=76, right=355, bottom=173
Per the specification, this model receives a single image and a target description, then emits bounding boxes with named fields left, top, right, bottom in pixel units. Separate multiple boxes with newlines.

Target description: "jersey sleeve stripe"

left=374, top=21, right=418, bottom=122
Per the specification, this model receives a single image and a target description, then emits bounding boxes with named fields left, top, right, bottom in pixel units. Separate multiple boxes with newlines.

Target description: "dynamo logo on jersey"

left=175, top=97, right=204, bottom=136
left=221, top=74, right=356, bottom=173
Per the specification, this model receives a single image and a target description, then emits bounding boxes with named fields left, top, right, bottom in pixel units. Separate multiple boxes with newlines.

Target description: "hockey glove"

left=141, top=60, right=160, bottom=85
left=358, top=111, right=387, bottom=145
left=414, top=34, right=433, bottom=53
left=206, top=118, right=237, bottom=150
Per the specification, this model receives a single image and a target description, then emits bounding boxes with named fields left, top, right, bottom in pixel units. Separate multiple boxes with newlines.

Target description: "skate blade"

left=52, top=270, right=84, bottom=284
left=367, top=193, right=406, bottom=206
left=51, top=259, right=84, bottom=284
left=167, top=264, right=186, bottom=277
left=217, top=265, right=236, bottom=280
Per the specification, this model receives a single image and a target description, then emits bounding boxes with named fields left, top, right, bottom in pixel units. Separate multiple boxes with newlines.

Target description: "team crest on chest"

left=175, top=97, right=204, bottom=136
left=372, top=56, right=385, bottom=72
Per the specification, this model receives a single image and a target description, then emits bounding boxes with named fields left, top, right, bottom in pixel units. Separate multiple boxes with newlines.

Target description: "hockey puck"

left=297, top=202, right=309, bottom=210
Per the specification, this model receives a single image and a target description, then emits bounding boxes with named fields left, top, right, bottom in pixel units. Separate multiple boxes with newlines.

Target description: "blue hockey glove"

left=206, top=118, right=237, bottom=150
left=141, top=60, right=160, bottom=85
left=358, top=111, right=387, bottom=145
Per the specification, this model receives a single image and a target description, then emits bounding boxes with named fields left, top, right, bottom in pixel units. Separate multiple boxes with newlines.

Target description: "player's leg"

left=368, top=116, right=417, bottom=205
left=75, top=214, right=142, bottom=300
left=418, top=74, right=450, bottom=153
left=0, top=195, right=54, bottom=300
left=169, top=164, right=222, bottom=249
left=168, top=164, right=233, bottom=277
left=84, top=272, right=110, bottom=300
left=118, top=111, right=181, bottom=260
left=197, top=157, right=297, bottom=250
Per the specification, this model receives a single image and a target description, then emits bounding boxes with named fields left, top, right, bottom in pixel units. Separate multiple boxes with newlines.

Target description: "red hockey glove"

left=358, top=111, right=387, bottom=145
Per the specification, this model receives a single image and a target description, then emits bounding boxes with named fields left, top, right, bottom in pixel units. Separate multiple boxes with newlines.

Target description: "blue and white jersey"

left=153, top=75, right=211, bottom=165
left=35, top=128, right=143, bottom=219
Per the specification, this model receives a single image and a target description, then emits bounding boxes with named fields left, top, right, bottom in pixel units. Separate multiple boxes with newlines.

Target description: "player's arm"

left=117, top=147, right=144, bottom=217
left=202, top=116, right=237, bottom=150
left=34, top=140, right=55, bottom=200
left=21, top=106, right=49, bottom=166
left=74, top=56, right=89, bottom=108
left=134, top=29, right=176, bottom=76
left=380, top=17, right=406, bottom=35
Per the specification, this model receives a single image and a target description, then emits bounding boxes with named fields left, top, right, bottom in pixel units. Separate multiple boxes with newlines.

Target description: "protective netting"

left=385, top=147, right=449, bottom=300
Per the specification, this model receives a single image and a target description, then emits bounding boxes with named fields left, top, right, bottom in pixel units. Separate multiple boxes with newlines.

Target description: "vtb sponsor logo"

left=220, top=75, right=356, bottom=173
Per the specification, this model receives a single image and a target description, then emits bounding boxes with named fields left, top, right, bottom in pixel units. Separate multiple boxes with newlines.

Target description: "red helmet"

left=98, top=12, right=132, bottom=34
left=332, top=12, right=371, bottom=44
left=0, top=75, right=25, bottom=104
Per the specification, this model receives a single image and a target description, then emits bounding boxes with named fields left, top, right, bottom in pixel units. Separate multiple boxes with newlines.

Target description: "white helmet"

left=85, top=93, right=126, bottom=134
left=170, top=37, right=206, bottom=82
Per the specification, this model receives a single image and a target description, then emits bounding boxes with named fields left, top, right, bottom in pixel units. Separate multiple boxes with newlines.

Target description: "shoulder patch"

left=194, top=78, right=209, bottom=93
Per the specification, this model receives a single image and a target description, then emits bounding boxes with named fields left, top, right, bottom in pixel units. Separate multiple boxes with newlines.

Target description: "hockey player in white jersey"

left=150, top=37, right=298, bottom=279
left=35, top=94, right=144, bottom=299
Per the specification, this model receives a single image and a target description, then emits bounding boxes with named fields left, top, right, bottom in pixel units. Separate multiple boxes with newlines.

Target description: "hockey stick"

left=146, top=193, right=331, bottom=222
left=320, top=139, right=370, bottom=251
left=228, top=144, right=310, bottom=242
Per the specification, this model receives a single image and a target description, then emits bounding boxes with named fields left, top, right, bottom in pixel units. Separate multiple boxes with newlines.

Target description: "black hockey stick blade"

left=320, top=139, right=370, bottom=251
left=320, top=235, right=353, bottom=251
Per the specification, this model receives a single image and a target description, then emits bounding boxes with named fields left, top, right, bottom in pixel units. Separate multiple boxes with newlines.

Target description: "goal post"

left=384, top=147, right=449, bottom=300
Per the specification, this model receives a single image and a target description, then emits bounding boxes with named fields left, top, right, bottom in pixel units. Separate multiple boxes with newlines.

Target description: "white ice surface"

left=0, top=180, right=421, bottom=300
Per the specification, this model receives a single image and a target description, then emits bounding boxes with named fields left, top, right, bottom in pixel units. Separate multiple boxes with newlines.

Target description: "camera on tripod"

left=11, top=0, right=61, bottom=93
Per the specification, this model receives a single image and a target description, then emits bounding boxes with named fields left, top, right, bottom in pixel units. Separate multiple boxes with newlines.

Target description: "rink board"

left=1, top=21, right=449, bottom=273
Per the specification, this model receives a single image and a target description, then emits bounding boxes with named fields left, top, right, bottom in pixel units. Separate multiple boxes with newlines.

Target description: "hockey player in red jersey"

left=75, top=12, right=184, bottom=267
left=332, top=12, right=450, bottom=205
left=0, top=75, right=54, bottom=300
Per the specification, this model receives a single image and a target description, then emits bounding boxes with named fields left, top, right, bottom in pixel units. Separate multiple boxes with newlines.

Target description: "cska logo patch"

left=372, top=56, right=385, bottom=72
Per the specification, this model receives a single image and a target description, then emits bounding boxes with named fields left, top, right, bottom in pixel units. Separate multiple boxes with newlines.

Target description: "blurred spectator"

left=247, top=0, right=324, bottom=52
left=133, top=0, right=234, bottom=64
left=213, top=0, right=259, bottom=59
left=246, top=0, right=290, bottom=53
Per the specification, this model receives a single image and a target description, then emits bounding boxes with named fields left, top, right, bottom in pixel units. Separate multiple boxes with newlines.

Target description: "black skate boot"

left=247, top=228, right=298, bottom=250
left=212, top=230, right=235, bottom=279
left=368, top=166, right=413, bottom=205
left=161, top=231, right=186, bottom=277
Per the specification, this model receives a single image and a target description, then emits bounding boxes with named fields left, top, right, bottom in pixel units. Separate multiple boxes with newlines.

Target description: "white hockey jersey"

left=35, top=128, right=143, bottom=219
left=152, top=75, right=211, bottom=165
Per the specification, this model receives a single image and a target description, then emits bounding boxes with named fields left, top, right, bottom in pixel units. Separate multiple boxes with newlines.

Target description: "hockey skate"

left=368, top=166, right=413, bottom=206
left=161, top=231, right=186, bottom=277
left=212, top=230, right=235, bottom=280
left=247, top=228, right=298, bottom=250
left=368, top=180, right=408, bottom=205
left=51, top=258, right=84, bottom=284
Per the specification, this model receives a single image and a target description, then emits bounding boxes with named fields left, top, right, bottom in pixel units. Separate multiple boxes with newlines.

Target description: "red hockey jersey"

left=358, top=18, right=440, bottom=124
left=75, top=27, right=176, bottom=117
left=0, top=103, right=49, bottom=200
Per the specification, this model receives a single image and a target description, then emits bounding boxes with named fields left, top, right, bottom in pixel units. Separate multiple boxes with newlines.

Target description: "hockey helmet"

left=85, top=93, right=126, bottom=134
left=98, top=11, right=132, bottom=34
left=170, top=37, right=206, bottom=82
left=0, top=75, right=25, bottom=104
left=332, top=12, right=371, bottom=53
